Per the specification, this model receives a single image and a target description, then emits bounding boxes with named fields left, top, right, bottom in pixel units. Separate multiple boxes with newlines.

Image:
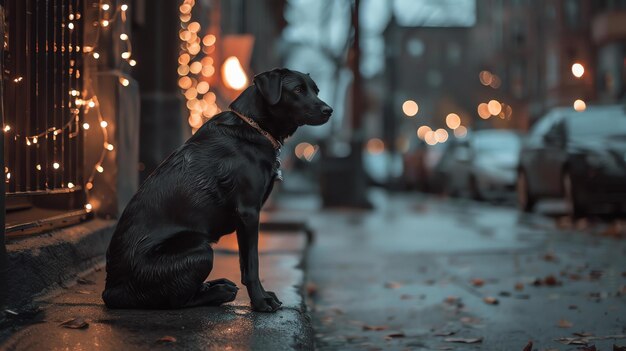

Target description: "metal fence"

left=4, top=0, right=84, bottom=194
left=3, top=0, right=86, bottom=234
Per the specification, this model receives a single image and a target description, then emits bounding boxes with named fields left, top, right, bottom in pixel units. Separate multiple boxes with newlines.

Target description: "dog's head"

left=253, top=68, right=333, bottom=126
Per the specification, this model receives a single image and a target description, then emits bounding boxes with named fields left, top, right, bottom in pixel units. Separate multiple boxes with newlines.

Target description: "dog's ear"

left=254, top=70, right=283, bottom=105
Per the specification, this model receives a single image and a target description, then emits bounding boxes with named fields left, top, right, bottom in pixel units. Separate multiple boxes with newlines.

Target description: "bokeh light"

left=402, top=100, right=419, bottom=117
left=445, top=113, right=461, bottom=129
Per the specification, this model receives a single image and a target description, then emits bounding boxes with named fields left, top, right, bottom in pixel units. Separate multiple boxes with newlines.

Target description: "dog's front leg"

left=236, top=206, right=282, bottom=312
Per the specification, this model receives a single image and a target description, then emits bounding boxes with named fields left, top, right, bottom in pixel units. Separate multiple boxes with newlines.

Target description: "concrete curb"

left=3, top=219, right=116, bottom=309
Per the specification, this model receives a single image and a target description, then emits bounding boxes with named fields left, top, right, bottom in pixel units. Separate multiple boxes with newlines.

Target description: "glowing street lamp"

left=221, top=56, right=248, bottom=91
left=571, top=63, right=585, bottom=78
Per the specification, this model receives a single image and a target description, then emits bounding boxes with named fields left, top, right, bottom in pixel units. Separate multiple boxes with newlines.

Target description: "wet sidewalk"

left=294, top=192, right=626, bottom=350
left=1, top=230, right=313, bottom=351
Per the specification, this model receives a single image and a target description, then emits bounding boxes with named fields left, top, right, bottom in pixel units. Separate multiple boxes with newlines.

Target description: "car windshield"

left=568, top=109, right=626, bottom=140
left=473, top=132, right=521, bottom=155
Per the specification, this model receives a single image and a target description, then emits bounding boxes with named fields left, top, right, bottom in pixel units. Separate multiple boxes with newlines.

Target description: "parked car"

left=517, top=105, right=626, bottom=217
left=436, top=130, right=522, bottom=200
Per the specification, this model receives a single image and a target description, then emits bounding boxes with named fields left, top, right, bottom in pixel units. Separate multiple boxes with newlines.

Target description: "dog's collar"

left=231, top=110, right=282, bottom=150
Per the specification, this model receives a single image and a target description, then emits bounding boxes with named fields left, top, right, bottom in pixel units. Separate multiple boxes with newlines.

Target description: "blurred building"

left=381, top=13, right=475, bottom=151
left=472, top=0, right=626, bottom=127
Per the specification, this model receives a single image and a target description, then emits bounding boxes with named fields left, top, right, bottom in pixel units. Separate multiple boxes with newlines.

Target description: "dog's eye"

left=294, top=86, right=304, bottom=94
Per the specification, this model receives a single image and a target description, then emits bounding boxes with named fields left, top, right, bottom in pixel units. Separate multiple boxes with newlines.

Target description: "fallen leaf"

left=306, top=283, right=318, bottom=297
left=523, top=340, right=533, bottom=351
left=400, top=294, right=412, bottom=300
left=471, top=278, right=485, bottom=287
left=499, top=291, right=511, bottom=297
left=573, top=332, right=594, bottom=337
left=444, top=296, right=459, bottom=304
left=515, top=283, right=524, bottom=291
left=444, top=337, right=483, bottom=344
left=558, top=319, right=573, bottom=328
left=385, top=332, right=405, bottom=339
left=544, top=275, right=560, bottom=286
left=434, top=331, right=456, bottom=336
left=362, top=325, right=388, bottom=331
left=556, top=337, right=589, bottom=345
left=60, top=317, right=89, bottom=329
left=384, top=282, right=403, bottom=289
left=483, top=296, right=499, bottom=305
left=76, top=278, right=95, bottom=285
left=555, top=334, right=626, bottom=345
left=569, top=305, right=579, bottom=310
left=157, top=336, right=177, bottom=343
left=435, top=347, right=454, bottom=350
left=460, top=317, right=481, bottom=325
left=614, top=345, right=626, bottom=351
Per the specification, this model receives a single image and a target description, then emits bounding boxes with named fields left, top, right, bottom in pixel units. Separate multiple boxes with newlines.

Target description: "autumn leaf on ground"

left=384, top=281, right=403, bottom=289
left=400, top=294, right=412, bottom=300
left=471, top=278, right=485, bottom=287
left=483, top=296, right=499, bottom=305
left=434, top=331, right=456, bottom=336
left=558, top=319, right=573, bottom=328
left=76, top=278, right=96, bottom=285
left=60, top=317, right=89, bottom=329
left=523, top=341, right=533, bottom=351
left=573, top=332, right=594, bottom=337
left=157, top=336, right=177, bottom=343
left=306, top=282, right=318, bottom=297
left=444, top=296, right=459, bottom=304
left=444, top=337, right=483, bottom=344
left=385, top=332, right=406, bottom=339
left=515, top=282, right=525, bottom=291
left=362, top=325, right=388, bottom=331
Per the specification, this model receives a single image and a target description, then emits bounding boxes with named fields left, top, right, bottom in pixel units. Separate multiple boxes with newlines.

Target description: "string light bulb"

left=101, top=3, right=110, bottom=10
left=101, top=20, right=109, bottom=27
left=129, top=59, right=137, bottom=66
left=121, top=4, right=128, bottom=11
left=85, top=203, right=93, bottom=211
left=53, top=162, right=60, bottom=169
left=93, top=52, right=100, bottom=59
left=96, top=165, right=104, bottom=173
left=121, top=52, right=131, bottom=59
left=120, top=33, right=128, bottom=40
left=3, top=125, right=10, bottom=132
left=83, top=122, right=90, bottom=130
left=67, top=182, right=75, bottom=188
left=105, top=143, right=114, bottom=151
left=100, top=121, right=108, bottom=128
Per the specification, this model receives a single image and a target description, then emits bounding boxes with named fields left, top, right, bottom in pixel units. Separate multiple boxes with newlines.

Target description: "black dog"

left=102, top=68, right=332, bottom=312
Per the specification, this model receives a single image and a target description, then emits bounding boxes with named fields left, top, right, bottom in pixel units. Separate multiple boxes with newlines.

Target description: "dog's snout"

left=321, top=106, right=333, bottom=117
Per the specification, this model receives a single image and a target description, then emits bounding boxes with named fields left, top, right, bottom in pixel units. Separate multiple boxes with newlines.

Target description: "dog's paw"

left=212, top=283, right=238, bottom=304
left=251, top=291, right=282, bottom=312
left=207, top=278, right=238, bottom=288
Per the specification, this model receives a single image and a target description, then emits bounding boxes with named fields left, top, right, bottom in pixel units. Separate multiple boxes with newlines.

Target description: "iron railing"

left=3, top=0, right=87, bottom=236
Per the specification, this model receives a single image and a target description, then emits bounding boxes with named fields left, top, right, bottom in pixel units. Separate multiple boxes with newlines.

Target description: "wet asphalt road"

left=297, top=192, right=626, bottom=351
